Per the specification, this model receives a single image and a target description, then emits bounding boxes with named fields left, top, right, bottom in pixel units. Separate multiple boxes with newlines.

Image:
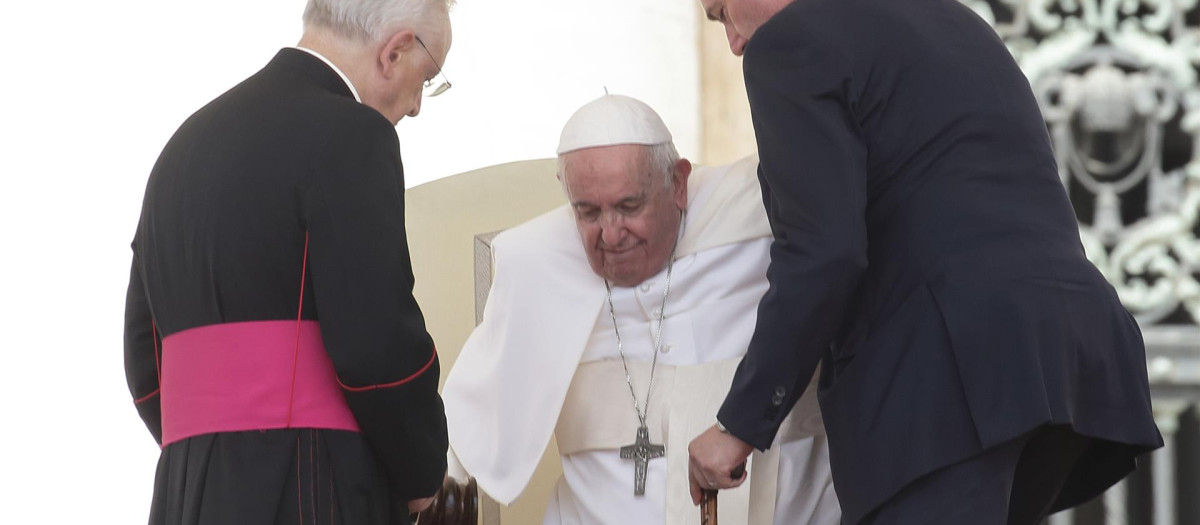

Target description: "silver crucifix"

left=619, top=424, right=665, bottom=495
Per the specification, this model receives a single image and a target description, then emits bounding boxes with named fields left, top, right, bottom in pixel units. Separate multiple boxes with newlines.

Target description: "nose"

left=725, top=23, right=748, bottom=56
left=600, top=214, right=627, bottom=247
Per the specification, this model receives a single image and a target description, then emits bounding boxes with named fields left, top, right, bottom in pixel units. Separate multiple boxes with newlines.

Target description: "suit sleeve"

left=717, top=15, right=869, bottom=450
left=306, top=116, right=447, bottom=501
left=124, top=244, right=164, bottom=445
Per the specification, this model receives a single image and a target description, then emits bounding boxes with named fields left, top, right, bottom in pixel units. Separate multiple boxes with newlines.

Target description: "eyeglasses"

left=414, top=35, right=452, bottom=97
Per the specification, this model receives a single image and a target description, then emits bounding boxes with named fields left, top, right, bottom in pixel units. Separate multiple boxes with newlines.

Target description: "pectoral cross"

left=619, top=424, right=665, bottom=496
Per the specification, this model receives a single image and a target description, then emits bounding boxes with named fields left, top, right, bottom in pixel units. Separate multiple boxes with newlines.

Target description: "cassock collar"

left=269, top=48, right=362, bottom=103
left=290, top=46, right=363, bottom=103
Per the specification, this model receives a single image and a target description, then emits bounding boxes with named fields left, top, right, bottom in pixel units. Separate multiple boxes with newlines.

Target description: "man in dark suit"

left=687, top=0, right=1164, bottom=523
left=124, top=1, right=454, bottom=523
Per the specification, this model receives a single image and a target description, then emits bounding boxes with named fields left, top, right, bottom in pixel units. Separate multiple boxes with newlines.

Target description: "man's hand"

left=406, top=472, right=450, bottom=515
left=688, top=424, right=753, bottom=505
left=407, top=495, right=436, bottom=514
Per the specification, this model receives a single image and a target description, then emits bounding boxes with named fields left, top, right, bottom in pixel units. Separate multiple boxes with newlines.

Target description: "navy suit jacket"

left=715, top=0, right=1163, bottom=520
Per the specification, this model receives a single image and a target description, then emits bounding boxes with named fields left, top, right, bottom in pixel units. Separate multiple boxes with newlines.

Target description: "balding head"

left=299, top=0, right=454, bottom=124
left=303, top=0, right=454, bottom=44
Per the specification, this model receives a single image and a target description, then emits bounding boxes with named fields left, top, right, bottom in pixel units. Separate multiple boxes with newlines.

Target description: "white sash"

left=555, top=358, right=823, bottom=525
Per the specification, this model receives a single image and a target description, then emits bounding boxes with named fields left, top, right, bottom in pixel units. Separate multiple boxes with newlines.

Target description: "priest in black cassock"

left=123, top=1, right=454, bottom=524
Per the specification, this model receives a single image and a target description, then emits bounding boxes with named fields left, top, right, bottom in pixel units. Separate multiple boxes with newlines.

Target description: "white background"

left=0, top=1, right=701, bottom=522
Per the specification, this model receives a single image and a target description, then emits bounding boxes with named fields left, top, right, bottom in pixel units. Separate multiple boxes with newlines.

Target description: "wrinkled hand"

left=407, top=472, right=449, bottom=515
left=407, top=495, right=436, bottom=514
left=687, top=424, right=753, bottom=505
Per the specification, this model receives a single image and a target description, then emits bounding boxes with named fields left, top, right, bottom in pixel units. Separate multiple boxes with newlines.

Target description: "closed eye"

left=705, top=4, right=729, bottom=23
left=704, top=3, right=722, bottom=21
left=575, top=205, right=600, bottom=221
left=616, top=197, right=644, bottom=215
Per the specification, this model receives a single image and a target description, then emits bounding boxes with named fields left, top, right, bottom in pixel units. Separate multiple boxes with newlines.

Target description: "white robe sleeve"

left=441, top=207, right=605, bottom=504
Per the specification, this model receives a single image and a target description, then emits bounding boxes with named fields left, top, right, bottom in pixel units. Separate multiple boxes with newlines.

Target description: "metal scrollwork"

left=967, top=0, right=1200, bottom=325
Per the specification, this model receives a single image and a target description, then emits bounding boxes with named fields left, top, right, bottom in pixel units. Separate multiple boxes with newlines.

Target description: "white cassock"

left=443, top=156, right=841, bottom=525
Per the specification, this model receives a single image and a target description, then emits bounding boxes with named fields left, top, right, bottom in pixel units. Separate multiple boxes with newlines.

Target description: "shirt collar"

left=291, top=46, right=362, bottom=103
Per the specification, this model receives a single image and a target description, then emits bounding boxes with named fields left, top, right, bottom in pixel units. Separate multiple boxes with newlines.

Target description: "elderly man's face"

left=561, top=144, right=691, bottom=287
left=700, top=0, right=792, bottom=56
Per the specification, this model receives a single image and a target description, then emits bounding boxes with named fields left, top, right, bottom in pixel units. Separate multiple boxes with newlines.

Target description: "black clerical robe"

left=124, top=48, right=446, bottom=525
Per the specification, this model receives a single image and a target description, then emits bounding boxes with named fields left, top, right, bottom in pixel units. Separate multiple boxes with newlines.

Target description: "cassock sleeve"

left=717, top=12, right=869, bottom=450
left=305, top=115, right=447, bottom=501
left=124, top=244, right=163, bottom=445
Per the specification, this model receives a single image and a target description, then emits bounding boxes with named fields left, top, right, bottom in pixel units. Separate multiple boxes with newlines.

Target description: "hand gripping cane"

left=700, top=462, right=746, bottom=525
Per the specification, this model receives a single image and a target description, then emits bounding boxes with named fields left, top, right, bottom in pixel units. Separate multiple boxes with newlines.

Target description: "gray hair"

left=302, top=0, right=455, bottom=43
left=558, top=142, right=680, bottom=196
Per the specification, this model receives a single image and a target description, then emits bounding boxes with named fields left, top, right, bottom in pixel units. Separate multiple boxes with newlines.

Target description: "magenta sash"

left=159, top=320, right=361, bottom=447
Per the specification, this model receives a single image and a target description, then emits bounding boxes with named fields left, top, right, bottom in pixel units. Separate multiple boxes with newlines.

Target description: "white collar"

left=291, top=46, right=362, bottom=103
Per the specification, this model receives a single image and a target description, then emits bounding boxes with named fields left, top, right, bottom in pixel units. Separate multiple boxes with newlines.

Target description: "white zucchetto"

left=556, top=94, right=673, bottom=155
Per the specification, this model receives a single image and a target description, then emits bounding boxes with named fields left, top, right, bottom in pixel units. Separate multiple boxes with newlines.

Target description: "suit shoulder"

left=754, top=0, right=856, bottom=40
left=749, top=0, right=941, bottom=58
left=746, top=0, right=858, bottom=70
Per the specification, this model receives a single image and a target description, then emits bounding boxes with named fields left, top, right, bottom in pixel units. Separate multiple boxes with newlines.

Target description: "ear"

left=378, top=30, right=417, bottom=79
left=672, top=158, right=692, bottom=210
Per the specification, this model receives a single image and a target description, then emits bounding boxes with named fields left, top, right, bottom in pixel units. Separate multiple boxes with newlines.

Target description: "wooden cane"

left=414, top=476, right=478, bottom=525
left=700, top=462, right=745, bottom=525
left=700, top=489, right=718, bottom=525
